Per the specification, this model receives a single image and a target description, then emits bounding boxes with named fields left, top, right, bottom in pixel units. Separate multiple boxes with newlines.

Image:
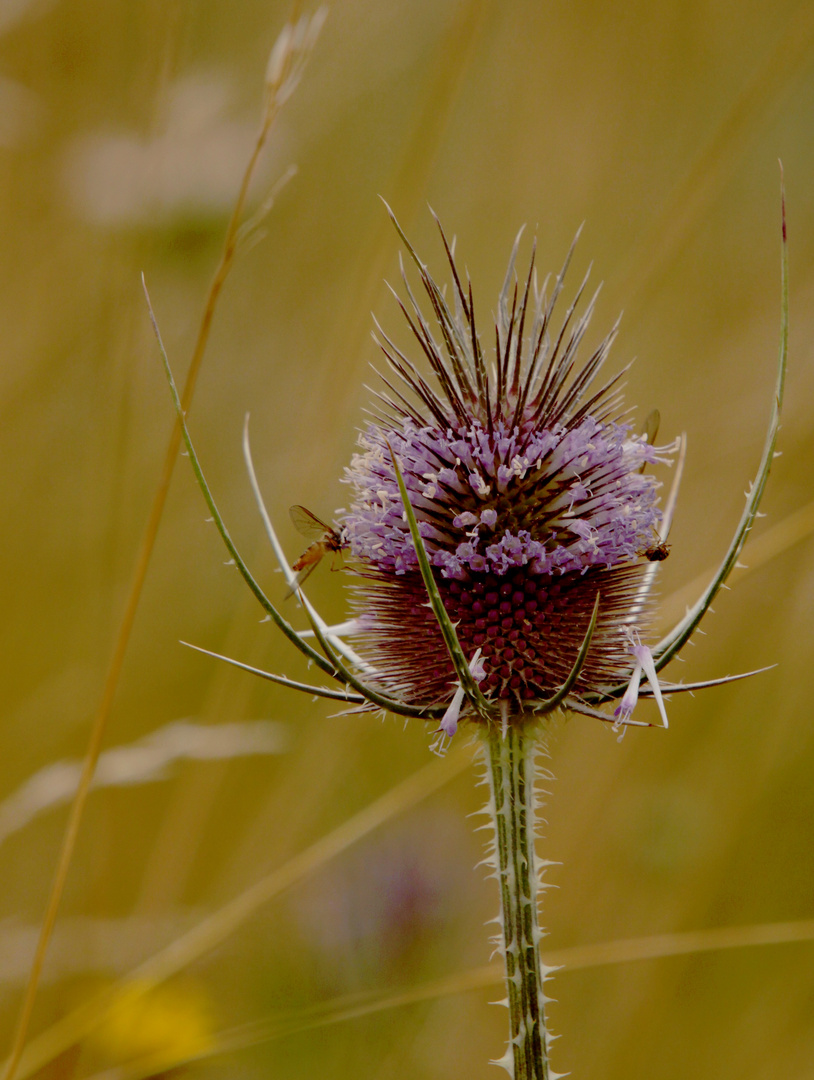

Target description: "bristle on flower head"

left=339, top=214, right=675, bottom=716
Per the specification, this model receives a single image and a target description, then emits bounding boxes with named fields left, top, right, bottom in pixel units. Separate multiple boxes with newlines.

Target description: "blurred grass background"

left=1, top=0, right=813, bottom=1077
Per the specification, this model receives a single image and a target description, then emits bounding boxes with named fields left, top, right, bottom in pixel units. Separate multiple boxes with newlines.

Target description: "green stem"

left=483, top=724, right=553, bottom=1080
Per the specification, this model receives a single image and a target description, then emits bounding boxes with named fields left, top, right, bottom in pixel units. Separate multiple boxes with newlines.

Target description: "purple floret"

left=341, top=415, right=664, bottom=581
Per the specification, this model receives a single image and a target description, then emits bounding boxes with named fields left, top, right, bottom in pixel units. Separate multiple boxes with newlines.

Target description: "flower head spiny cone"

left=339, top=212, right=676, bottom=727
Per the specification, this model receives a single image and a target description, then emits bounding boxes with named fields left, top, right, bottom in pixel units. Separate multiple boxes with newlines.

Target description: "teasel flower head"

left=336, top=209, right=681, bottom=734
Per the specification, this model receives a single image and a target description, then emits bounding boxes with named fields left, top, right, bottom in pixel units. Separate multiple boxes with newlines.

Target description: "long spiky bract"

left=585, top=176, right=788, bottom=706
left=180, top=642, right=367, bottom=704
left=534, top=593, right=600, bottom=713
left=385, top=438, right=492, bottom=713
left=148, top=291, right=441, bottom=722
left=651, top=180, right=789, bottom=670
left=144, top=285, right=338, bottom=683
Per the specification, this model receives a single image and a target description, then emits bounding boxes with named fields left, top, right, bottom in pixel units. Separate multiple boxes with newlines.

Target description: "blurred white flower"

left=0, top=912, right=204, bottom=983
left=62, top=75, right=268, bottom=225
left=0, top=0, right=55, bottom=36
left=0, top=719, right=288, bottom=848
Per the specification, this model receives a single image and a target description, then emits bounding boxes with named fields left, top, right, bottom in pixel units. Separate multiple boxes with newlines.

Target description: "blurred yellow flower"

left=90, top=980, right=214, bottom=1074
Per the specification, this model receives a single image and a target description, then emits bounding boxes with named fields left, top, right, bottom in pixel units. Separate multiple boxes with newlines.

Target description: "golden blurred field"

left=1, top=1, right=813, bottom=1077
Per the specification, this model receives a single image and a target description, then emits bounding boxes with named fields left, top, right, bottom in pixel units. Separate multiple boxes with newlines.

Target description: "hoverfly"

left=287, top=505, right=349, bottom=595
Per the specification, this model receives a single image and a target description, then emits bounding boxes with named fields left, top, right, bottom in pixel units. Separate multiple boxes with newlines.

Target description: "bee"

left=643, top=540, right=671, bottom=562
left=287, top=505, right=349, bottom=595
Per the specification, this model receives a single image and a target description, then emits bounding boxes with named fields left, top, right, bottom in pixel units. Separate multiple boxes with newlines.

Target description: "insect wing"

left=284, top=556, right=320, bottom=599
left=637, top=409, right=661, bottom=474
left=641, top=409, right=661, bottom=446
left=289, top=504, right=332, bottom=540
